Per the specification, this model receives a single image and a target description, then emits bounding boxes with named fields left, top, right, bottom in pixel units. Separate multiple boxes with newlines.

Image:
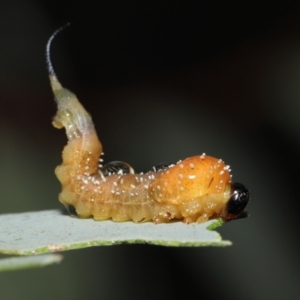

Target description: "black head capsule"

left=223, top=182, right=250, bottom=221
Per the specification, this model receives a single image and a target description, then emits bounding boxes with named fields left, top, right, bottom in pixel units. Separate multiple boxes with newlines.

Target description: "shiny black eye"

left=152, top=162, right=174, bottom=172
left=67, top=205, right=78, bottom=217
left=227, top=182, right=250, bottom=215
left=101, top=161, right=134, bottom=176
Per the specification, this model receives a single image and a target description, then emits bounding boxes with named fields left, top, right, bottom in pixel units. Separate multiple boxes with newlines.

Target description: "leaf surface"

left=0, top=209, right=230, bottom=270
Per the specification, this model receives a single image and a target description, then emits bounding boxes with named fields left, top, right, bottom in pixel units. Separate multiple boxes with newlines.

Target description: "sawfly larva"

left=46, top=25, right=250, bottom=224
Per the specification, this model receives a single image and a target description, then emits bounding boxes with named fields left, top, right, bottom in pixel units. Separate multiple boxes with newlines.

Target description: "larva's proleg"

left=47, top=26, right=250, bottom=224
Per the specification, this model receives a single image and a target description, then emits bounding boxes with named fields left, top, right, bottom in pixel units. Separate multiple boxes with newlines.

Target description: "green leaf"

left=0, top=209, right=230, bottom=270
left=0, top=254, right=63, bottom=272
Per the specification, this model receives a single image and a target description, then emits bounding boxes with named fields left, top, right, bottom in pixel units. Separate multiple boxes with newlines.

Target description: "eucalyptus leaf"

left=0, top=209, right=230, bottom=257
left=0, top=254, right=63, bottom=272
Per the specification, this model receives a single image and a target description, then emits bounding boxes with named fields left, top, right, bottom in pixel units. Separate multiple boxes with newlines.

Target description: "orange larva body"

left=56, top=138, right=231, bottom=223
left=47, top=26, right=249, bottom=224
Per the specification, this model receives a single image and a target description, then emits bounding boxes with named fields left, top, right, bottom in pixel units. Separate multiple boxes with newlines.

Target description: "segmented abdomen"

left=57, top=149, right=231, bottom=223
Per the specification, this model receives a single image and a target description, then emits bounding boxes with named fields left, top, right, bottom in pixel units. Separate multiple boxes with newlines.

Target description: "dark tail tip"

left=46, top=23, right=70, bottom=77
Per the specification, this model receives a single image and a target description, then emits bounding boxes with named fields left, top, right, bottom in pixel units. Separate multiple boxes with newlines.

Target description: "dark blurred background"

left=1, top=1, right=300, bottom=299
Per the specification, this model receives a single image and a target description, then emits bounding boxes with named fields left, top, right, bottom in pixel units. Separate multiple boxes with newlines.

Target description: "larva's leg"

left=195, top=214, right=209, bottom=223
left=152, top=205, right=181, bottom=224
left=182, top=216, right=196, bottom=224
